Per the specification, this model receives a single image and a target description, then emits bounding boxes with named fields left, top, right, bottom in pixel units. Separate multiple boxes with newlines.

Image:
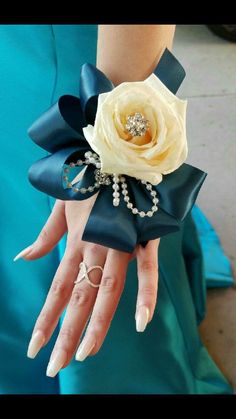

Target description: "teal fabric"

left=192, top=206, right=234, bottom=288
left=0, top=24, right=233, bottom=394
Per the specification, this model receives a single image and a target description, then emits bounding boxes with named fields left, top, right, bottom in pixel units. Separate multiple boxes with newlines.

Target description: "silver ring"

left=74, top=261, right=104, bottom=288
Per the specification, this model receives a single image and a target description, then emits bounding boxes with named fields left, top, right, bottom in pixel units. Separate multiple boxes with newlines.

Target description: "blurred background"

left=173, top=24, right=236, bottom=391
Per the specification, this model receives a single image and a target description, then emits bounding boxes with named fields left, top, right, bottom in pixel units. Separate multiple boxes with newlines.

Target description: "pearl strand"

left=120, top=176, right=159, bottom=217
left=63, top=150, right=159, bottom=218
left=112, top=174, right=120, bottom=206
left=63, top=150, right=101, bottom=193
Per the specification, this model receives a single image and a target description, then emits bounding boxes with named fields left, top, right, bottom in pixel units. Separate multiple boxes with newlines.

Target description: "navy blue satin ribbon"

left=28, top=48, right=207, bottom=253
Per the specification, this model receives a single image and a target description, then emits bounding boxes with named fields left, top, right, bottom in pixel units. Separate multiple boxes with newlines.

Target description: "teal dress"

left=0, top=25, right=233, bottom=394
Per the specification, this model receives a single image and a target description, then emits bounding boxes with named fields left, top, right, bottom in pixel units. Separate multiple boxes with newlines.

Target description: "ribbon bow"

left=28, top=49, right=207, bottom=253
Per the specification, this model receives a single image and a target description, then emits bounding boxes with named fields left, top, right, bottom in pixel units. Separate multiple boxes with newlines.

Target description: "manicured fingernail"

left=75, top=336, right=95, bottom=362
left=27, top=331, right=45, bottom=359
left=46, top=349, right=67, bottom=378
left=136, top=306, right=149, bottom=332
left=13, top=245, right=33, bottom=262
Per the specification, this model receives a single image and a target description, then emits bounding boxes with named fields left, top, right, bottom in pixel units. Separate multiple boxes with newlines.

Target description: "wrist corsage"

left=28, top=49, right=206, bottom=253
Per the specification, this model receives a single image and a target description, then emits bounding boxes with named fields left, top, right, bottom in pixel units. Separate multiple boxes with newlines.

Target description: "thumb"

left=14, top=200, right=67, bottom=261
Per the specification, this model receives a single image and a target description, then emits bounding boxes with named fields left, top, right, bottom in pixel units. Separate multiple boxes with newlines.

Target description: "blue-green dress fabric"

left=192, top=206, right=233, bottom=289
left=0, top=25, right=233, bottom=394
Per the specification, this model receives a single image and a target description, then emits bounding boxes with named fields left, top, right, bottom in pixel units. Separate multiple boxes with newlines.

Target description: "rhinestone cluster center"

left=125, top=112, right=149, bottom=137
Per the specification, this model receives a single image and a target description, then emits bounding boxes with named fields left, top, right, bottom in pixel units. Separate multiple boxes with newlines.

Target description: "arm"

left=97, top=24, right=175, bottom=84
left=22, top=25, right=175, bottom=377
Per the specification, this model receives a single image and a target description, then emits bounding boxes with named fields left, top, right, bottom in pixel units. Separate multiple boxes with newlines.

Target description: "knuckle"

left=141, top=284, right=157, bottom=298
left=59, top=327, right=74, bottom=345
left=89, top=243, right=102, bottom=256
left=91, top=312, right=107, bottom=331
left=139, top=259, right=157, bottom=273
left=100, top=274, right=119, bottom=293
left=36, top=309, right=51, bottom=330
left=71, top=287, right=90, bottom=307
left=37, top=228, right=49, bottom=245
left=51, top=278, right=68, bottom=299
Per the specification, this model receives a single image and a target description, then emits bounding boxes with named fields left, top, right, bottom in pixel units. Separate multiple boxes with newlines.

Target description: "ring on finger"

left=74, top=261, right=104, bottom=288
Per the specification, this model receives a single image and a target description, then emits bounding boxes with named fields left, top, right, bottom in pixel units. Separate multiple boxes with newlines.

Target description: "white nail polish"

left=136, top=306, right=149, bottom=332
left=75, top=337, right=95, bottom=362
left=46, top=349, right=67, bottom=378
left=13, top=245, right=33, bottom=262
left=27, top=330, right=45, bottom=359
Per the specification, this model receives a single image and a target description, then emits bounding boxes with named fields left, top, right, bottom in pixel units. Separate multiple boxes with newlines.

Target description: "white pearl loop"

left=64, top=152, right=159, bottom=217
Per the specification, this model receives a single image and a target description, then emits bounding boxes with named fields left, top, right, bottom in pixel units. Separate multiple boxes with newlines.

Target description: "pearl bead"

left=96, top=162, right=101, bottom=168
left=88, top=186, right=94, bottom=192
left=94, top=182, right=100, bottom=188
left=153, top=197, right=159, bottom=204
left=124, top=196, right=130, bottom=202
left=67, top=182, right=72, bottom=188
left=113, top=191, right=119, bottom=198
left=122, top=190, right=128, bottom=195
left=89, top=157, right=96, bottom=164
left=113, top=199, right=119, bottom=206
left=77, top=160, right=83, bottom=166
left=147, top=211, right=153, bottom=217
left=120, top=176, right=126, bottom=182
left=121, top=183, right=127, bottom=188
left=132, top=208, right=138, bottom=214
left=112, top=184, right=119, bottom=190
left=151, top=190, right=157, bottom=196
left=127, top=203, right=133, bottom=209
left=63, top=176, right=68, bottom=181
left=73, top=187, right=79, bottom=193
left=92, top=153, right=98, bottom=158
left=80, top=188, right=87, bottom=194
left=85, top=151, right=92, bottom=158
left=141, top=179, right=146, bottom=184
left=69, top=163, right=75, bottom=168
left=64, top=168, right=69, bottom=173
left=139, top=211, right=145, bottom=218
left=152, top=205, right=158, bottom=211
left=146, top=184, right=152, bottom=190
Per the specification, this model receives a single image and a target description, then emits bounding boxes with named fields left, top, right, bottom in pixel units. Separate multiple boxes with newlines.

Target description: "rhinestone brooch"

left=125, top=112, right=149, bottom=137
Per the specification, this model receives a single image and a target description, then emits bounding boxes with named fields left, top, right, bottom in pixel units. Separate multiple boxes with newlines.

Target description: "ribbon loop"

left=80, top=63, right=114, bottom=125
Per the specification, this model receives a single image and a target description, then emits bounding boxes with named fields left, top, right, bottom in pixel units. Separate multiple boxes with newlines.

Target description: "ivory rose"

left=83, top=73, right=188, bottom=185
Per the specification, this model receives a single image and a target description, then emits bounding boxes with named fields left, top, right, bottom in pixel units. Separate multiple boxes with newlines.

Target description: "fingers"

left=75, top=249, right=130, bottom=361
left=46, top=244, right=107, bottom=376
left=14, top=200, right=67, bottom=261
left=135, top=239, right=160, bottom=332
left=27, top=247, right=83, bottom=359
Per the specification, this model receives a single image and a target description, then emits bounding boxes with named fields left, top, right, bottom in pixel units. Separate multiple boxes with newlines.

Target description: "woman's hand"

left=15, top=197, right=159, bottom=377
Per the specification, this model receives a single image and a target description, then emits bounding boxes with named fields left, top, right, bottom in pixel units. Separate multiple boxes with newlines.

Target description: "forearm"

left=96, top=24, right=175, bottom=85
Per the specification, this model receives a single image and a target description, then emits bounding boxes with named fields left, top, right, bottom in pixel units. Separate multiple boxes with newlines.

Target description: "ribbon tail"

left=154, top=48, right=186, bottom=94
left=157, top=164, right=207, bottom=221
left=80, top=63, right=114, bottom=125
left=82, top=184, right=138, bottom=253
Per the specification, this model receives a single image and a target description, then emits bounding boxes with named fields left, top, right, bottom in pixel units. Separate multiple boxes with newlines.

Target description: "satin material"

left=28, top=51, right=207, bottom=253
left=0, top=25, right=233, bottom=394
left=192, top=206, right=234, bottom=288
